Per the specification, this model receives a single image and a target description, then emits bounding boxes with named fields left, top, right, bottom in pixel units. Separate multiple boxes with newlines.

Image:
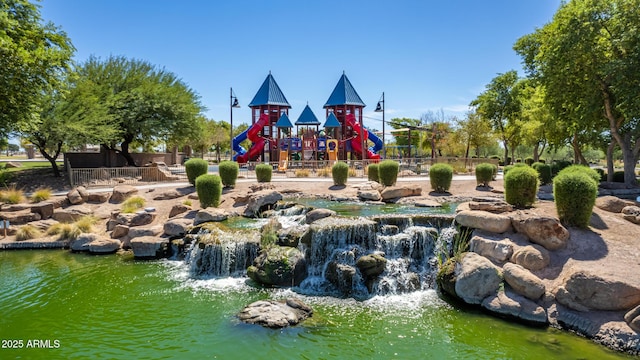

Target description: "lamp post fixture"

left=230, top=87, right=240, bottom=160
left=375, top=92, right=385, bottom=158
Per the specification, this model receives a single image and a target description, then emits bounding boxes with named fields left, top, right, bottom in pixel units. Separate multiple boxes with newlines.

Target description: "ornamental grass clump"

left=74, top=215, right=99, bottom=233
left=15, top=225, right=42, bottom=241
left=31, top=188, right=52, bottom=203
left=367, top=163, right=380, bottom=182
left=429, top=163, right=453, bottom=193
left=0, top=187, right=25, bottom=204
left=553, top=166, right=598, bottom=227
left=532, top=162, right=552, bottom=185
left=504, top=166, right=539, bottom=208
left=255, top=163, right=272, bottom=183
left=331, top=162, right=349, bottom=186
left=196, top=174, right=222, bottom=208
left=475, top=163, right=495, bottom=187
left=185, top=158, right=209, bottom=185
left=218, top=160, right=239, bottom=188
left=378, top=160, right=399, bottom=186
left=47, top=223, right=81, bottom=241
left=122, top=196, right=146, bottom=213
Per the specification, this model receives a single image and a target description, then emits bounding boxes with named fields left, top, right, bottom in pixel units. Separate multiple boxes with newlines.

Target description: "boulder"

left=67, top=188, right=84, bottom=205
left=276, top=225, right=310, bottom=247
left=116, top=211, right=156, bottom=227
left=194, top=208, right=228, bottom=225
left=595, top=196, right=635, bottom=213
left=88, top=192, right=111, bottom=203
left=243, top=190, right=283, bottom=217
left=455, top=210, right=512, bottom=234
left=357, top=189, right=382, bottom=202
left=624, top=305, right=640, bottom=333
left=30, top=202, right=54, bottom=220
left=169, top=204, right=192, bottom=218
left=469, top=235, right=513, bottom=262
left=5, top=161, right=21, bottom=168
left=2, top=209, right=41, bottom=225
left=356, top=253, right=387, bottom=279
left=413, top=199, right=441, bottom=208
left=128, top=225, right=163, bottom=239
left=511, top=244, right=550, bottom=271
left=70, top=233, right=98, bottom=252
left=153, top=189, right=184, bottom=200
left=247, top=246, right=307, bottom=286
left=111, top=224, right=129, bottom=239
left=88, top=238, right=121, bottom=254
left=237, top=298, right=313, bottom=328
left=556, top=270, right=640, bottom=311
left=511, top=215, right=569, bottom=251
left=130, top=236, right=170, bottom=259
left=502, top=262, right=545, bottom=300
left=622, top=206, right=640, bottom=225
left=111, top=185, right=139, bottom=203
left=52, top=205, right=93, bottom=223
left=164, top=218, right=193, bottom=237
left=28, top=219, right=58, bottom=232
left=1, top=203, right=31, bottom=212
left=481, top=288, right=548, bottom=326
left=468, top=201, right=513, bottom=213
left=305, top=208, right=336, bottom=224
left=454, top=252, right=503, bottom=305
left=325, top=261, right=356, bottom=292
left=380, top=185, right=422, bottom=201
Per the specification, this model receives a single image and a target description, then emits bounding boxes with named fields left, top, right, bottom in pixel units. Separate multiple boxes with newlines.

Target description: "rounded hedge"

left=430, top=163, right=454, bottom=193
left=524, top=157, right=534, bottom=166
left=195, top=174, right=222, bottom=208
left=532, top=162, right=552, bottom=185
left=218, top=160, right=239, bottom=188
left=255, top=163, right=272, bottom=183
left=504, top=166, right=539, bottom=207
left=185, top=158, right=209, bottom=185
left=367, top=163, right=380, bottom=182
left=557, top=165, right=601, bottom=185
left=332, top=162, right=349, bottom=186
left=553, top=170, right=598, bottom=227
left=378, top=160, right=399, bottom=186
left=475, top=163, right=495, bottom=187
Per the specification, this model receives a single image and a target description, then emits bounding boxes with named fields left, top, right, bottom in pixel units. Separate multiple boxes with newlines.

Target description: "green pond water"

left=0, top=250, right=633, bottom=360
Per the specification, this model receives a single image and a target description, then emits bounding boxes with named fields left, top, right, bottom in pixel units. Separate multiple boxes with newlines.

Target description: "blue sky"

left=40, top=0, right=561, bottom=135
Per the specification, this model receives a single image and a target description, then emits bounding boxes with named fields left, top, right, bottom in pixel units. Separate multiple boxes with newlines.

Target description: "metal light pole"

left=230, top=87, right=240, bottom=160
left=375, top=92, right=385, bottom=158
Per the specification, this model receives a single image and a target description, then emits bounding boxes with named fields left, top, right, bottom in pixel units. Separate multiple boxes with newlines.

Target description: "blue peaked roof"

left=248, top=73, right=291, bottom=107
left=295, top=105, right=320, bottom=125
left=275, top=112, right=293, bottom=128
left=323, top=73, right=366, bottom=108
left=323, top=112, right=341, bottom=128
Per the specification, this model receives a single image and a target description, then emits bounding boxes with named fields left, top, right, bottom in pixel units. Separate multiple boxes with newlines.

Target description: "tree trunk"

left=607, top=140, right=615, bottom=182
left=34, top=140, right=62, bottom=177
left=503, top=141, right=509, bottom=165
left=533, top=143, right=540, bottom=163
left=571, top=132, right=588, bottom=165
left=120, top=138, right=137, bottom=166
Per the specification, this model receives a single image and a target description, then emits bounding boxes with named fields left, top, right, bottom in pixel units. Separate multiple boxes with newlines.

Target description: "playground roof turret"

left=275, top=112, right=293, bottom=128
left=248, top=72, right=291, bottom=107
left=323, top=73, right=366, bottom=108
left=323, top=112, right=341, bottom=128
left=295, top=105, right=320, bottom=125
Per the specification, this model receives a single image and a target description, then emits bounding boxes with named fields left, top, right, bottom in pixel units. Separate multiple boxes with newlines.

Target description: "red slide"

left=236, top=113, right=271, bottom=163
left=346, top=114, right=381, bottom=160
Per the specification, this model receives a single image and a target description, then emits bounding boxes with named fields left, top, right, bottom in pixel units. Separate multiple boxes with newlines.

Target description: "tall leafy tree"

left=389, top=118, right=421, bottom=158
left=69, top=55, right=204, bottom=166
left=456, top=110, right=495, bottom=158
left=515, top=0, right=640, bottom=185
left=0, top=0, right=74, bottom=135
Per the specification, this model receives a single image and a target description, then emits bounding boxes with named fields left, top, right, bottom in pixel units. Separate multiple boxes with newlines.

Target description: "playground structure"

left=232, top=72, right=383, bottom=165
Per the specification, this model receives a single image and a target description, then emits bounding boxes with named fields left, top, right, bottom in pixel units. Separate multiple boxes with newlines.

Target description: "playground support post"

left=230, top=87, right=240, bottom=160
left=375, top=92, right=385, bottom=159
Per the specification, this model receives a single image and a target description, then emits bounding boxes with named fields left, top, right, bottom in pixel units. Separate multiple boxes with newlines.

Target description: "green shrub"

left=378, top=160, right=399, bottom=186
left=196, top=174, right=222, bottom=208
left=532, top=162, right=552, bottom=185
left=613, top=171, right=625, bottom=183
left=255, top=163, right=272, bottom=183
left=524, top=157, right=534, bottom=166
left=331, top=162, right=349, bottom=186
left=558, top=165, right=601, bottom=185
left=554, top=170, right=598, bottom=227
left=430, top=163, right=453, bottom=193
left=185, top=158, right=209, bottom=185
left=594, top=168, right=606, bottom=182
left=475, top=163, right=495, bottom=187
left=367, top=163, right=379, bottom=182
left=218, top=161, right=239, bottom=187
left=504, top=166, right=539, bottom=207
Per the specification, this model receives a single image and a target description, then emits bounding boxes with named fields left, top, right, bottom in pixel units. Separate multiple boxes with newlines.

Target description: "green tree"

left=389, top=118, right=421, bottom=158
left=515, top=0, right=640, bottom=186
left=0, top=0, right=74, bottom=135
left=456, top=110, right=495, bottom=158
left=68, top=55, right=204, bottom=166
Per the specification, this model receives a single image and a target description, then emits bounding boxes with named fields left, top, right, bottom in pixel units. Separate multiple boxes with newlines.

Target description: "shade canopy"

left=323, top=112, right=341, bottom=128
left=275, top=112, right=293, bottom=128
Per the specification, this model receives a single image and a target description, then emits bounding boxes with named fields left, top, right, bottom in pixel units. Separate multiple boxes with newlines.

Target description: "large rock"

left=468, top=201, right=514, bottom=213
left=325, top=261, right=357, bottom=292
left=502, top=262, right=545, bottom=300
left=164, top=218, right=193, bottom=237
left=481, top=289, right=548, bottom=325
left=624, top=305, right=640, bottom=333
left=52, top=205, right=93, bottom=223
left=111, top=185, right=139, bottom=203
left=622, top=206, right=640, bottom=225
left=511, top=215, right=569, bottom=250
left=194, top=208, right=228, bottom=225
left=30, top=202, right=54, bottom=220
left=169, top=204, right=191, bottom=218
left=153, top=189, right=184, bottom=200
left=356, top=253, right=387, bottom=279
left=88, top=238, right=121, bottom=254
left=88, top=192, right=111, bottom=203
left=243, top=190, right=283, bottom=217
left=380, top=185, right=422, bottom=201
left=455, top=210, right=512, bottom=234
left=111, top=224, right=129, bottom=239
left=469, top=235, right=513, bottom=262
left=28, top=219, right=58, bottom=232
left=128, top=225, right=163, bottom=239
left=595, top=196, right=635, bottom=213
left=556, top=270, right=640, bottom=311
left=112, top=211, right=156, bottom=227
left=276, top=225, right=310, bottom=247
left=130, top=236, right=170, bottom=259
left=70, top=233, right=98, bottom=252
left=454, top=252, right=503, bottom=305
left=357, top=190, right=382, bottom=201
left=305, top=208, right=336, bottom=224
left=247, top=246, right=307, bottom=286
left=2, top=209, right=41, bottom=225
left=511, top=244, right=550, bottom=271
left=237, top=298, right=313, bottom=328
left=67, top=187, right=85, bottom=205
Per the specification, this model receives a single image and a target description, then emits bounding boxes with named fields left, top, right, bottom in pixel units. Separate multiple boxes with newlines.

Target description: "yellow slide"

left=278, top=150, right=288, bottom=172
left=327, top=139, right=338, bottom=165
